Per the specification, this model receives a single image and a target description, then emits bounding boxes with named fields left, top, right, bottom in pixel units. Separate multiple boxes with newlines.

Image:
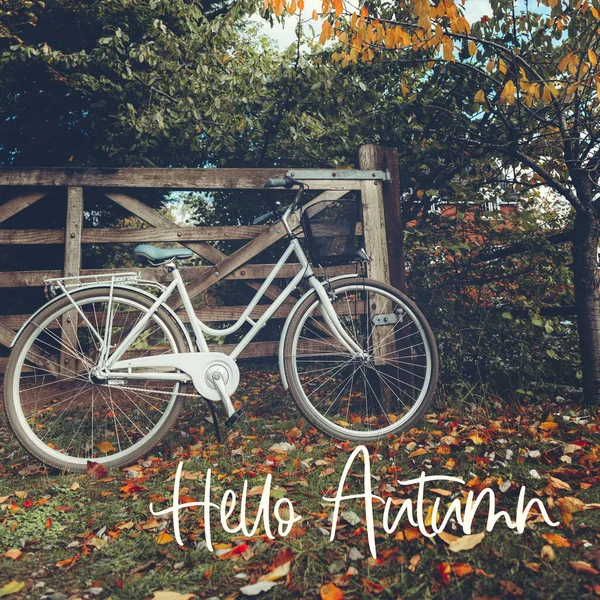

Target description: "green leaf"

left=501, top=312, right=512, bottom=320
left=531, top=316, right=543, bottom=327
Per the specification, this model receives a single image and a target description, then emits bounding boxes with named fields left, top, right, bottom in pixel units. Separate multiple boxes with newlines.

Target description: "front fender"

left=278, top=273, right=357, bottom=389
left=10, top=284, right=194, bottom=353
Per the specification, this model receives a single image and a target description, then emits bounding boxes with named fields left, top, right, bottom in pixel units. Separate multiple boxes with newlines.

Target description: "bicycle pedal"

left=224, top=407, right=244, bottom=428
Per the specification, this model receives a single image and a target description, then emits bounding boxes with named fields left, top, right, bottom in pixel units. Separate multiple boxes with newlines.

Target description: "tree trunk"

left=572, top=209, right=600, bottom=405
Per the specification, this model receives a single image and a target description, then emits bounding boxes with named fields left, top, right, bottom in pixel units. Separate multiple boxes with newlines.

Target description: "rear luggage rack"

left=44, top=272, right=165, bottom=299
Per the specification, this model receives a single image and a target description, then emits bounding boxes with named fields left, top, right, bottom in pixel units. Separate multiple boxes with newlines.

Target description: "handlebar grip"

left=264, top=176, right=294, bottom=188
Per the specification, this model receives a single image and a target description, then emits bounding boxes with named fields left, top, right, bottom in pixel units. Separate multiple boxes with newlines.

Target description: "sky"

left=249, top=0, right=493, bottom=50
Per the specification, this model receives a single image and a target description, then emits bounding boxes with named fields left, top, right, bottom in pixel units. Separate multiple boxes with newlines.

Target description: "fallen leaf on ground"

left=87, top=461, right=109, bottom=479
left=320, top=582, right=344, bottom=600
left=155, top=532, right=174, bottom=545
left=541, top=545, right=555, bottom=562
left=448, top=532, right=485, bottom=552
left=240, top=581, right=278, bottom=596
left=437, top=531, right=459, bottom=545
left=0, top=581, right=25, bottom=597
left=541, top=533, right=570, bottom=547
left=150, top=592, right=196, bottom=600
left=451, top=563, right=473, bottom=577
left=569, top=561, right=600, bottom=576
left=3, top=549, right=21, bottom=560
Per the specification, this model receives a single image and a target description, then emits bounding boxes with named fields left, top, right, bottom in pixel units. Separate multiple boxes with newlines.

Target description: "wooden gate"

left=0, top=144, right=403, bottom=372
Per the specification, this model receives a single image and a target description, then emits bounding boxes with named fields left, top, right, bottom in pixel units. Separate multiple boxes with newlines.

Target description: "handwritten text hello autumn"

left=150, top=445, right=558, bottom=558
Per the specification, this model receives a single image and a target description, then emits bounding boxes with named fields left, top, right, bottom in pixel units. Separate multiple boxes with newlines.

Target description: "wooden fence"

left=0, top=144, right=403, bottom=371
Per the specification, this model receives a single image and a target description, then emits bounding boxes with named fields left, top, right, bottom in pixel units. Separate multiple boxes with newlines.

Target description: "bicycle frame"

left=102, top=237, right=363, bottom=379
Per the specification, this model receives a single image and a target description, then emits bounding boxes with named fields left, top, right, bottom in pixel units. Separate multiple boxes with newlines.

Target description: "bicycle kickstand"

left=211, top=372, right=244, bottom=428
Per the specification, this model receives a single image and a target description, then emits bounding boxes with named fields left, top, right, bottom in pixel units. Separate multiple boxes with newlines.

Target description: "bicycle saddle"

left=134, top=244, right=194, bottom=266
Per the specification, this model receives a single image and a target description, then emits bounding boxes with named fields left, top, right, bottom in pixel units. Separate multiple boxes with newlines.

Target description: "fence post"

left=60, top=186, right=83, bottom=375
left=381, top=147, right=406, bottom=293
left=358, top=145, right=391, bottom=284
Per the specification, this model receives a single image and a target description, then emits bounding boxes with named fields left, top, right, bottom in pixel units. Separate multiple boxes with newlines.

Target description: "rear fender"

left=10, top=284, right=193, bottom=352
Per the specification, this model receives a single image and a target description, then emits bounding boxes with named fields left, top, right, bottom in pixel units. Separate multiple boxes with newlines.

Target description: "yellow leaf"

left=448, top=531, right=485, bottom=552
left=474, top=89, right=486, bottom=103
left=0, top=581, right=25, bottom=597
left=498, top=58, right=507, bottom=74
left=468, top=41, right=477, bottom=56
left=486, top=57, right=495, bottom=72
left=539, top=421, right=558, bottom=431
left=96, top=441, right=116, bottom=454
left=500, top=80, right=517, bottom=104
left=541, top=544, right=555, bottom=561
left=155, top=532, right=174, bottom=545
left=589, top=49, right=598, bottom=67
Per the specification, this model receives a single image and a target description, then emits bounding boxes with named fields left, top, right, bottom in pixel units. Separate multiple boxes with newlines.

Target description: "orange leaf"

left=539, top=421, right=558, bottom=431
left=320, top=582, right=344, bottom=600
left=155, top=532, right=174, bottom=545
left=408, top=447, right=428, bottom=458
left=541, top=533, right=570, bottom=547
left=569, top=561, right=600, bottom=576
left=4, top=548, right=22, bottom=560
left=96, top=441, right=116, bottom=454
left=451, top=563, right=473, bottom=577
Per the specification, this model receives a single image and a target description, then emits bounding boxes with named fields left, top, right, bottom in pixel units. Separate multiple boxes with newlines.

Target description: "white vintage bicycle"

left=4, top=177, right=438, bottom=471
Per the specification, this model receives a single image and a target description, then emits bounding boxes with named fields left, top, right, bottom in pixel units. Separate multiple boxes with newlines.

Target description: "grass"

left=0, top=367, right=599, bottom=599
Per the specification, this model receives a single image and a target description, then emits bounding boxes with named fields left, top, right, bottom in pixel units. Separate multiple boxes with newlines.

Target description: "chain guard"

left=110, top=352, right=239, bottom=401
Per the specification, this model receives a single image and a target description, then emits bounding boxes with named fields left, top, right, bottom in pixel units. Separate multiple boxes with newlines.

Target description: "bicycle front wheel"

left=283, top=277, right=438, bottom=441
left=4, top=286, right=190, bottom=471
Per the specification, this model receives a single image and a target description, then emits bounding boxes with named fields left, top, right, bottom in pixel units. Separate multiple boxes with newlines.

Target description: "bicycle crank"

left=109, top=352, right=240, bottom=419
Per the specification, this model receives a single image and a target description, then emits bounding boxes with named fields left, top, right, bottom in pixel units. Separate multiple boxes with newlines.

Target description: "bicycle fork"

left=307, top=275, right=365, bottom=357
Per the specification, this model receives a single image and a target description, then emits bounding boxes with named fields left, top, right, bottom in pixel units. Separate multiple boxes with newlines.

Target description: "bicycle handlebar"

left=264, top=175, right=295, bottom=189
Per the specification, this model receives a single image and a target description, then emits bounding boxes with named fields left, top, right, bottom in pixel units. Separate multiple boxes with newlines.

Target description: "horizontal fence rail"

left=0, top=145, right=403, bottom=370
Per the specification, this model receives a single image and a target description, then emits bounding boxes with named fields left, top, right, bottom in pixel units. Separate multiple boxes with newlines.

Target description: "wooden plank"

left=0, top=168, right=360, bottom=191
left=0, top=192, right=47, bottom=224
left=382, top=147, right=406, bottom=293
left=60, top=187, right=83, bottom=375
left=0, top=224, right=363, bottom=245
left=0, top=298, right=367, bottom=329
left=0, top=229, right=65, bottom=244
left=0, top=263, right=356, bottom=288
left=0, top=322, right=16, bottom=348
left=169, top=190, right=348, bottom=309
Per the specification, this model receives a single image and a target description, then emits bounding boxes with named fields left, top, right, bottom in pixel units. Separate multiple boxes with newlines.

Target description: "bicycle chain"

left=100, top=383, right=202, bottom=399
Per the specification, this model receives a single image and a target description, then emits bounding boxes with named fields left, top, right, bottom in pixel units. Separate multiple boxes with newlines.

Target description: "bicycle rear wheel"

left=4, top=287, right=190, bottom=471
left=283, top=277, right=438, bottom=441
